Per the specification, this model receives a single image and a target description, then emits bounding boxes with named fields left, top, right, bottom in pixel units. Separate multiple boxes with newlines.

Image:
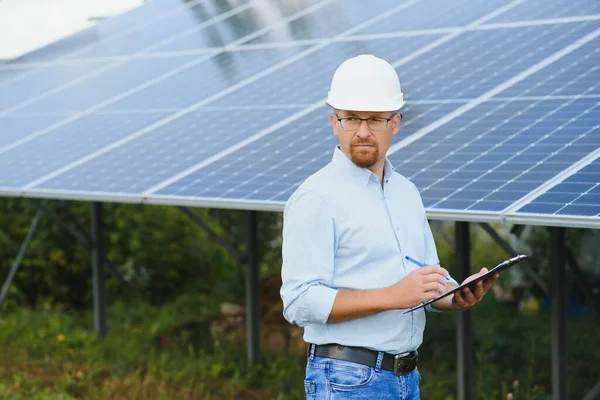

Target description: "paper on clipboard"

left=403, top=254, right=529, bottom=314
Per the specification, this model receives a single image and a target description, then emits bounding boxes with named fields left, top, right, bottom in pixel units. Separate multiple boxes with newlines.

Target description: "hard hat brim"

left=326, top=93, right=405, bottom=112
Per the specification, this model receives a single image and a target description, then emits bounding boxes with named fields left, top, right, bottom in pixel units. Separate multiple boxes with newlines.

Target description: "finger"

left=462, top=287, right=475, bottom=303
left=474, top=280, right=484, bottom=299
left=422, top=271, right=450, bottom=284
left=482, top=273, right=498, bottom=292
left=423, top=282, right=446, bottom=294
left=422, top=274, right=447, bottom=285
left=454, top=291, right=467, bottom=308
left=419, top=266, right=449, bottom=277
left=479, top=267, right=488, bottom=276
left=426, top=291, right=441, bottom=301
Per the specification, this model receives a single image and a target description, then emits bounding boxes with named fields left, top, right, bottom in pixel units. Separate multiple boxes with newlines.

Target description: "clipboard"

left=403, top=254, right=529, bottom=314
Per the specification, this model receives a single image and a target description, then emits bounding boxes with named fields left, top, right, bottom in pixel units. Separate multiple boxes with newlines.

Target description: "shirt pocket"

left=393, top=214, right=426, bottom=265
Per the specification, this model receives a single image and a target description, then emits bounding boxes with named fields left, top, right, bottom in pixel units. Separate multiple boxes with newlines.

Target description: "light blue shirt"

left=280, top=146, right=457, bottom=354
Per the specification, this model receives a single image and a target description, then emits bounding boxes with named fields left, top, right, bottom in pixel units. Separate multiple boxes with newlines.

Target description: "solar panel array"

left=1, top=0, right=599, bottom=229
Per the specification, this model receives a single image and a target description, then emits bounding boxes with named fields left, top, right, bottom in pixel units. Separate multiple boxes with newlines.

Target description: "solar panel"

left=101, top=46, right=309, bottom=111
left=8, top=55, right=198, bottom=114
left=144, top=0, right=329, bottom=54
left=0, top=0, right=598, bottom=229
left=62, top=0, right=256, bottom=60
left=212, top=22, right=600, bottom=108
left=149, top=102, right=463, bottom=201
left=213, top=35, right=444, bottom=107
left=483, top=0, right=600, bottom=23
left=0, top=112, right=168, bottom=190
left=0, top=114, right=72, bottom=148
left=505, top=154, right=600, bottom=227
left=0, top=62, right=111, bottom=111
left=349, top=0, right=510, bottom=36
left=31, top=108, right=296, bottom=195
left=390, top=97, right=599, bottom=212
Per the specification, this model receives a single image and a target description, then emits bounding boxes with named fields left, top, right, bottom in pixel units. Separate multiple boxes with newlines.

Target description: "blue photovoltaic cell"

left=0, top=67, right=30, bottom=85
left=33, top=108, right=297, bottom=194
left=350, top=0, right=509, bottom=36
left=153, top=102, right=461, bottom=201
left=244, top=0, right=412, bottom=45
left=14, top=55, right=198, bottom=114
left=146, top=0, right=324, bottom=53
left=211, top=22, right=599, bottom=108
left=102, top=46, right=308, bottom=110
left=486, top=0, right=600, bottom=24
left=517, top=157, right=600, bottom=217
left=499, top=38, right=600, bottom=98
left=210, top=35, right=442, bottom=108
left=0, top=62, right=110, bottom=112
left=389, top=97, right=600, bottom=212
left=0, top=112, right=168, bottom=188
left=64, top=0, right=252, bottom=60
left=0, top=114, right=73, bottom=148
left=402, top=22, right=600, bottom=101
left=92, top=0, right=192, bottom=34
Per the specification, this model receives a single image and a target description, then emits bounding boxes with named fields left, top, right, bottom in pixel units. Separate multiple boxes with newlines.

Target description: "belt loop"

left=309, top=344, right=316, bottom=360
left=375, top=351, right=384, bottom=372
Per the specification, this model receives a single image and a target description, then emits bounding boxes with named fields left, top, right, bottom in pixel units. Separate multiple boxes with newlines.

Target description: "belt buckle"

left=393, top=352, right=417, bottom=376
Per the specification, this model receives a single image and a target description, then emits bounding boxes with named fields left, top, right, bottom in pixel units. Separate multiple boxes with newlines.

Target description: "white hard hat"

left=326, top=54, right=405, bottom=112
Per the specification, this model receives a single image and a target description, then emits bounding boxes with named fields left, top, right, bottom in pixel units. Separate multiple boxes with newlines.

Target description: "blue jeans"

left=304, top=350, right=421, bottom=399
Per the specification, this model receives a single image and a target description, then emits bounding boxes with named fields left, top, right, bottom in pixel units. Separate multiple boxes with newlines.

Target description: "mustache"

left=351, top=140, right=376, bottom=146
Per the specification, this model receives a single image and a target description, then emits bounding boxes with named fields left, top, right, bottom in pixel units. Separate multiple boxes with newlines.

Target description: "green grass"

left=0, top=292, right=598, bottom=399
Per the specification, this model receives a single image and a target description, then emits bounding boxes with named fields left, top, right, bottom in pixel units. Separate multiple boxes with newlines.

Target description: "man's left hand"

left=452, top=268, right=499, bottom=311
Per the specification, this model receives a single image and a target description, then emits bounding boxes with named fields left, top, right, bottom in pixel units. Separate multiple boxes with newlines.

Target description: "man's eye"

left=346, top=117, right=359, bottom=122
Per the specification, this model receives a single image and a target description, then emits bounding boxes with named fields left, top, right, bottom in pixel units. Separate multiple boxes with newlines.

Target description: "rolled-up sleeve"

left=280, top=188, right=338, bottom=327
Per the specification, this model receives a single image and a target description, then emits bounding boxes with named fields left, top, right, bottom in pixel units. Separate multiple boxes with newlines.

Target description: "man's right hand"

left=385, top=266, right=449, bottom=310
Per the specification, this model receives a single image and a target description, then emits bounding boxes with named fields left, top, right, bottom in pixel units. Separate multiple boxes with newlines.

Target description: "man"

left=280, top=54, right=498, bottom=399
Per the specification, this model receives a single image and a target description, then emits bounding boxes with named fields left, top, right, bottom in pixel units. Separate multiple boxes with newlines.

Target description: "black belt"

left=310, top=344, right=418, bottom=376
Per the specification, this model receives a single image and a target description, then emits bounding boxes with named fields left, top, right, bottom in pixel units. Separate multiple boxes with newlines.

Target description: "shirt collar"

left=332, top=146, right=395, bottom=186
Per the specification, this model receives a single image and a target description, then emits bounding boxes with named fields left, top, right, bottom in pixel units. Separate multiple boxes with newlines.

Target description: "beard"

left=350, top=141, right=379, bottom=168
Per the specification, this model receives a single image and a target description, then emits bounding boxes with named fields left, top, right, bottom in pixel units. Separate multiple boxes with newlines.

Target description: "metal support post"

left=0, top=208, right=44, bottom=308
left=566, top=249, right=600, bottom=315
left=549, top=227, right=567, bottom=400
left=33, top=200, right=139, bottom=299
left=91, top=202, right=106, bottom=337
left=456, top=221, right=473, bottom=400
left=246, top=210, right=260, bottom=363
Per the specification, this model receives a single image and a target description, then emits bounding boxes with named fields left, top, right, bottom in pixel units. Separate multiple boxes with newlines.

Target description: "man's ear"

left=330, top=113, right=340, bottom=137
left=392, top=113, right=402, bottom=134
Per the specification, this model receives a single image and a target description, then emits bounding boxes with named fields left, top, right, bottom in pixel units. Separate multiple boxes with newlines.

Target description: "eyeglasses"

left=335, top=113, right=397, bottom=131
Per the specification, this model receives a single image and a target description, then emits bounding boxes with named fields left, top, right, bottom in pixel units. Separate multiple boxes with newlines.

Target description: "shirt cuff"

left=301, top=284, right=338, bottom=324
left=425, top=303, right=443, bottom=313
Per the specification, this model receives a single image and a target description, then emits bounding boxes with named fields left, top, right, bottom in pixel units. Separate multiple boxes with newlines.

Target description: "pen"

left=405, top=255, right=450, bottom=281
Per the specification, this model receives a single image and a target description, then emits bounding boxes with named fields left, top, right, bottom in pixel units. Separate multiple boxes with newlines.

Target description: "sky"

left=0, top=0, right=144, bottom=60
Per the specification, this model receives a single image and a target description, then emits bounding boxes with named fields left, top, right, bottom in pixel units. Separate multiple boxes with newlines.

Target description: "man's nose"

left=356, top=120, right=371, bottom=138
